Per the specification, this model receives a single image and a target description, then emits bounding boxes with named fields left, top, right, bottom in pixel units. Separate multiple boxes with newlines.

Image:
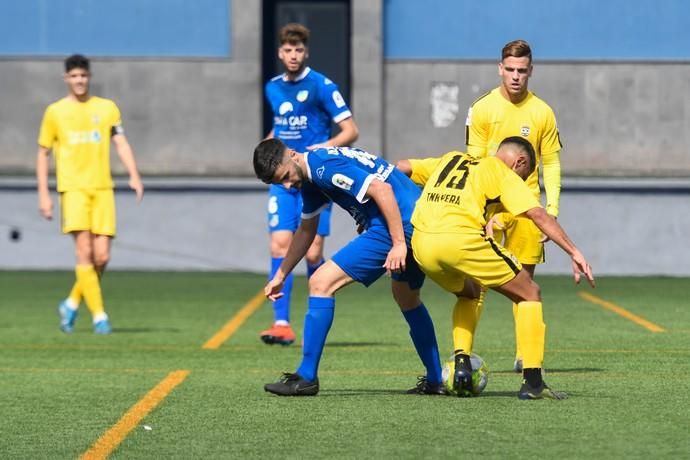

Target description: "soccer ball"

left=441, top=353, right=489, bottom=396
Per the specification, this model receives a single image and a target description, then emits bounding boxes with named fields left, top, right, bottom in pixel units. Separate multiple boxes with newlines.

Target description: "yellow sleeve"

left=465, top=105, right=488, bottom=158
left=541, top=107, right=562, bottom=156
left=110, top=101, right=124, bottom=135
left=542, top=150, right=561, bottom=217
left=37, top=106, right=56, bottom=148
left=409, top=157, right=443, bottom=186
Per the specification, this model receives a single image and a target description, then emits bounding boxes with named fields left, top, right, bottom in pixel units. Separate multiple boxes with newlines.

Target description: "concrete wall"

left=2, top=1, right=689, bottom=276
left=0, top=182, right=357, bottom=274
left=2, top=1, right=689, bottom=177
left=351, top=0, right=383, bottom=156
left=383, top=61, right=690, bottom=176
left=2, top=180, right=689, bottom=276
left=0, top=0, right=262, bottom=176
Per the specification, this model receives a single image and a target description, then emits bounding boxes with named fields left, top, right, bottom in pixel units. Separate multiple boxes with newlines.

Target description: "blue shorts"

left=331, top=222, right=425, bottom=290
left=267, top=184, right=331, bottom=236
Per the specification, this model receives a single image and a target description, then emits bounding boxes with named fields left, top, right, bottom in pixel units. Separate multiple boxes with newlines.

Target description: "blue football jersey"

left=265, top=67, right=352, bottom=152
left=300, top=147, right=421, bottom=230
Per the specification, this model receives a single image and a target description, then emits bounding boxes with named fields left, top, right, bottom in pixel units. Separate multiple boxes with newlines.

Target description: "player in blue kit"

left=253, top=139, right=445, bottom=396
left=261, top=23, right=359, bottom=346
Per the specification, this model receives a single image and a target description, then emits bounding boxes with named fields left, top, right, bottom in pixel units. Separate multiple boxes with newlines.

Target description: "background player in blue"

left=253, top=138, right=445, bottom=396
left=262, top=23, right=359, bottom=346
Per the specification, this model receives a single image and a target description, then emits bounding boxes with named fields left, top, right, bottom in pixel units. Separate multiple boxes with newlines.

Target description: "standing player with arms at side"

left=36, top=54, right=144, bottom=334
left=262, top=23, right=359, bottom=346
left=465, top=39, right=562, bottom=371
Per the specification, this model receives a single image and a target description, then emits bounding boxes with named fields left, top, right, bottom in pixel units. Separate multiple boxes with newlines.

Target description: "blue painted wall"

left=384, top=0, right=689, bottom=60
left=0, top=0, right=231, bottom=57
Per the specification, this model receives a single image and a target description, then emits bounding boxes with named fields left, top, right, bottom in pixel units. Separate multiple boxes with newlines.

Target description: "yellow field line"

left=202, top=290, right=267, bottom=349
left=80, top=370, right=190, bottom=460
left=578, top=292, right=665, bottom=332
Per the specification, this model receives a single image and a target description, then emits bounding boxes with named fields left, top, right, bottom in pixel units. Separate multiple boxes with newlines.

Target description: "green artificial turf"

left=0, top=271, right=688, bottom=459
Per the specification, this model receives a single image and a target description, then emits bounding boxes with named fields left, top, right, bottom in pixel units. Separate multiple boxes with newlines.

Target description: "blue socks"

left=297, top=296, right=335, bottom=382
left=270, top=257, right=293, bottom=323
left=403, top=304, right=443, bottom=385
left=306, top=258, right=325, bottom=278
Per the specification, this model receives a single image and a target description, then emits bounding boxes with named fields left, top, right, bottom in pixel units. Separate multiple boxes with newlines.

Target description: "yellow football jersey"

left=465, top=88, right=561, bottom=197
left=38, top=96, right=122, bottom=192
left=410, top=152, right=541, bottom=233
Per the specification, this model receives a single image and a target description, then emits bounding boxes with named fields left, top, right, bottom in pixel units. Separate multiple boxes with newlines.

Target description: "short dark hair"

left=64, top=54, right=90, bottom=73
left=278, top=23, right=310, bottom=46
left=253, top=138, right=287, bottom=183
left=501, top=39, right=532, bottom=64
left=498, top=136, right=536, bottom=173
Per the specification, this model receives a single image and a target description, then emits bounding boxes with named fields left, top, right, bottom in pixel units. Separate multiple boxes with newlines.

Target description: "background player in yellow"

left=465, top=39, right=562, bottom=371
left=398, top=137, right=594, bottom=399
left=36, top=54, right=144, bottom=334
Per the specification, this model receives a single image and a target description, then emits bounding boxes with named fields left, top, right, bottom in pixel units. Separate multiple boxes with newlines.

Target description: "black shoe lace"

left=278, top=372, right=300, bottom=383
left=413, top=375, right=428, bottom=390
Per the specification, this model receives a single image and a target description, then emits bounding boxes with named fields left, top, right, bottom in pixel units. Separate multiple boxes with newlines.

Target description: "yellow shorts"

left=411, top=229, right=522, bottom=292
left=503, top=216, right=544, bottom=265
left=59, top=189, right=116, bottom=236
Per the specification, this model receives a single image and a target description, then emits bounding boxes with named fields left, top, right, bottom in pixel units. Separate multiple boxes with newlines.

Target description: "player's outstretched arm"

left=36, top=146, right=53, bottom=220
left=395, top=160, right=413, bottom=177
left=265, top=216, right=319, bottom=300
left=365, top=179, right=407, bottom=274
left=112, top=134, right=144, bottom=202
left=525, top=207, right=595, bottom=287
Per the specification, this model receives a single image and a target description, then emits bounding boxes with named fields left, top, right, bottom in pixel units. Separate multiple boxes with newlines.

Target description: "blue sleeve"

left=310, top=153, right=373, bottom=203
left=264, top=81, right=272, bottom=105
left=318, top=78, right=352, bottom=124
left=301, top=183, right=330, bottom=219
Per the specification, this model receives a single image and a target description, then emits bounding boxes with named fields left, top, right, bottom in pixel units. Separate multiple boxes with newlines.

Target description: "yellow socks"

left=67, top=282, right=82, bottom=308
left=515, top=301, right=545, bottom=369
left=75, top=265, right=105, bottom=318
left=68, top=265, right=105, bottom=311
left=452, top=292, right=484, bottom=355
left=513, top=302, right=522, bottom=359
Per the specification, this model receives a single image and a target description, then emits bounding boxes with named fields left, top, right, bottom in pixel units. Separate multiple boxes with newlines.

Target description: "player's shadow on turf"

left=326, top=341, right=397, bottom=347
left=495, top=367, right=604, bottom=374
left=480, top=390, right=523, bottom=398
left=320, top=389, right=416, bottom=396
left=539, top=367, right=604, bottom=374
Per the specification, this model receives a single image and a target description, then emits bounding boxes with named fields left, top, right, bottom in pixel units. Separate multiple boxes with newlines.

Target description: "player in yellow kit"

left=36, top=54, right=144, bottom=334
left=465, top=39, right=562, bottom=371
left=398, top=137, right=594, bottom=399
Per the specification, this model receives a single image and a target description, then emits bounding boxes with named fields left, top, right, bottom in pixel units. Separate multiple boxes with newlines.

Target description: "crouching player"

left=253, top=139, right=445, bottom=396
left=398, top=136, right=594, bottom=399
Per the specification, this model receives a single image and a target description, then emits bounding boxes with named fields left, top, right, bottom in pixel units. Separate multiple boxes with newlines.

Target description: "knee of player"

left=456, top=279, right=482, bottom=300
left=391, top=284, right=421, bottom=310
left=270, top=234, right=292, bottom=256
left=525, top=280, right=541, bottom=301
left=305, top=251, right=322, bottom=265
left=308, top=273, right=337, bottom=297
left=93, top=251, right=110, bottom=268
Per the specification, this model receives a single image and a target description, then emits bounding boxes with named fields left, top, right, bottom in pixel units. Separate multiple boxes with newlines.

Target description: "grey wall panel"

left=0, top=187, right=358, bottom=274
left=1, top=183, right=688, bottom=275
left=351, top=0, right=383, bottom=155
left=384, top=62, right=690, bottom=176
left=3, top=1, right=690, bottom=179
left=0, top=0, right=261, bottom=176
